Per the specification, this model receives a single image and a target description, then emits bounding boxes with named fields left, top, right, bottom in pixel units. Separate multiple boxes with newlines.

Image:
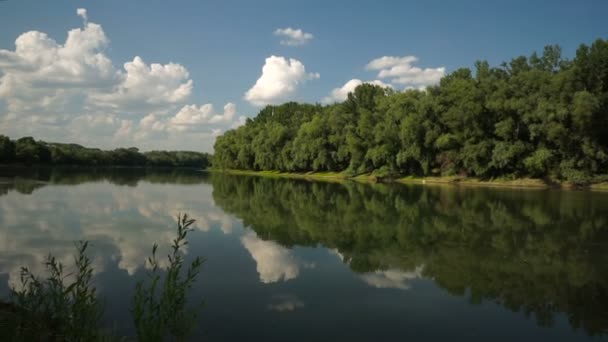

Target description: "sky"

left=0, top=0, right=607, bottom=152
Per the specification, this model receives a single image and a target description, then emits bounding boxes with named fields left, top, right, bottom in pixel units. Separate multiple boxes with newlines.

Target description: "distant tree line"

left=0, top=136, right=212, bottom=169
left=214, top=39, right=608, bottom=184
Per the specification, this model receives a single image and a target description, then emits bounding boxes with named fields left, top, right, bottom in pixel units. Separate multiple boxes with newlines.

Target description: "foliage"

left=214, top=39, right=608, bottom=183
left=0, top=241, right=105, bottom=341
left=0, top=214, right=204, bottom=342
left=0, top=135, right=212, bottom=169
left=132, top=214, right=204, bottom=342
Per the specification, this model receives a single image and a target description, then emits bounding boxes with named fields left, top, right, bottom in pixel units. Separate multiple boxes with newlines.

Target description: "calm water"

left=1, top=168, right=607, bottom=341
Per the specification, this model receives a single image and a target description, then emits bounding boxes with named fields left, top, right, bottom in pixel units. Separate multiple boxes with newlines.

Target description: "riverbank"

left=214, top=169, right=608, bottom=191
left=218, top=170, right=352, bottom=183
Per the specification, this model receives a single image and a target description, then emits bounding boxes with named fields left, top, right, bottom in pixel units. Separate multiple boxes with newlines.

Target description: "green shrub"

left=1, top=241, right=105, bottom=341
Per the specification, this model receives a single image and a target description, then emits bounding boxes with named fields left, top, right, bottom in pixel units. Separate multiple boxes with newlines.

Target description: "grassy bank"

left=396, top=176, right=557, bottom=189
left=590, top=182, right=608, bottom=191
left=214, top=170, right=608, bottom=191
left=218, top=169, right=352, bottom=182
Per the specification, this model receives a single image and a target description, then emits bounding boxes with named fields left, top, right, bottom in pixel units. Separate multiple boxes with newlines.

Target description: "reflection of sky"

left=0, top=181, right=237, bottom=285
left=360, top=266, right=424, bottom=290
left=0, top=178, right=308, bottom=289
left=268, top=294, right=305, bottom=312
left=241, top=231, right=300, bottom=283
left=0, top=177, right=597, bottom=341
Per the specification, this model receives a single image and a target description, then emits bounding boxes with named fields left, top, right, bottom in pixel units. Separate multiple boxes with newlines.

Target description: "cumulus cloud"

left=171, top=102, right=236, bottom=127
left=129, top=102, right=244, bottom=138
left=360, top=266, right=424, bottom=290
left=90, top=56, right=193, bottom=111
left=244, top=55, right=319, bottom=106
left=0, top=12, right=191, bottom=112
left=366, top=55, right=445, bottom=88
left=241, top=231, right=299, bottom=283
left=113, top=119, right=133, bottom=140
left=322, top=78, right=391, bottom=104
left=0, top=8, right=244, bottom=152
left=274, top=27, right=314, bottom=46
left=0, top=20, right=117, bottom=113
left=231, top=115, right=248, bottom=129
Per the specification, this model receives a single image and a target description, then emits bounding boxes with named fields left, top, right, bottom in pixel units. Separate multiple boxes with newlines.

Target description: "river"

left=0, top=167, right=607, bottom=341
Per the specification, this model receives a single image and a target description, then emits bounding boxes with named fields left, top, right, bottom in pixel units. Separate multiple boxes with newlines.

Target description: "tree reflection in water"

left=210, top=174, right=608, bottom=336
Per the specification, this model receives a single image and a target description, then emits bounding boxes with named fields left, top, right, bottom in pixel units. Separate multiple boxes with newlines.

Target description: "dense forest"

left=214, top=39, right=608, bottom=184
left=0, top=136, right=211, bottom=168
left=210, top=174, right=608, bottom=336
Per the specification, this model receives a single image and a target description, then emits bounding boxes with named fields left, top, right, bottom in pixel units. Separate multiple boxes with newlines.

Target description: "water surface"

left=1, top=168, right=607, bottom=341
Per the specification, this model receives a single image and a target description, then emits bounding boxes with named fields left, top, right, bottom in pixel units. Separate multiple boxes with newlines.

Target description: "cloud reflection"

left=267, top=294, right=305, bottom=312
left=0, top=180, right=238, bottom=286
left=241, top=232, right=299, bottom=283
left=360, top=266, right=424, bottom=290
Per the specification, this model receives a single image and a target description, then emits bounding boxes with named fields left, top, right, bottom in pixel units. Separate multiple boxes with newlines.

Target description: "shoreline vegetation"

left=213, top=40, right=608, bottom=187
left=216, top=169, right=608, bottom=191
left=0, top=135, right=212, bottom=169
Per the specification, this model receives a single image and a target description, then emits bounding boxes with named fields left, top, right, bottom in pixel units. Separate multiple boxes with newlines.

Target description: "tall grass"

left=0, top=213, right=203, bottom=342
left=1, top=241, right=105, bottom=341
left=132, top=213, right=204, bottom=341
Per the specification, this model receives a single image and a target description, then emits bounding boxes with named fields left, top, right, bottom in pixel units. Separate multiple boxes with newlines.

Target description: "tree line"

left=214, top=39, right=608, bottom=184
left=0, top=136, right=212, bottom=169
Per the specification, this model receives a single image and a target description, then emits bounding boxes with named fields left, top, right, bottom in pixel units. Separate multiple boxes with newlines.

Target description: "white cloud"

left=274, top=27, right=314, bottom=46
left=322, top=78, right=392, bottom=104
left=241, top=231, right=299, bottom=283
left=133, top=114, right=168, bottom=141
left=90, top=56, right=193, bottom=111
left=171, top=102, right=236, bottom=127
left=0, top=8, right=241, bottom=152
left=231, top=115, right=248, bottom=129
left=68, top=113, right=120, bottom=143
left=0, top=20, right=118, bottom=113
left=365, top=56, right=418, bottom=71
left=130, top=102, right=242, bottom=135
left=244, top=55, right=319, bottom=106
left=366, top=55, right=445, bottom=88
left=113, top=119, right=133, bottom=140
left=115, top=102, right=246, bottom=150
left=360, top=266, right=424, bottom=290
left=76, top=8, right=88, bottom=22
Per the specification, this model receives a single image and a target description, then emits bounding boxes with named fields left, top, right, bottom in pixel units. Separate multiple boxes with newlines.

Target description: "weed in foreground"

left=132, top=213, right=204, bottom=341
left=0, top=213, right=203, bottom=342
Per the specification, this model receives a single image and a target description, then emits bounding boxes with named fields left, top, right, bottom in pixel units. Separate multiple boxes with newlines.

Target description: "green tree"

left=0, top=135, right=16, bottom=162
left=15, top=137, right=51, bottom=165
left=213, top=39, right=608, bottom=183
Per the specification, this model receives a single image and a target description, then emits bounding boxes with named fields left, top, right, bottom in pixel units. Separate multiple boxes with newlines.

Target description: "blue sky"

left=0, top=0, right=607, bottom=152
